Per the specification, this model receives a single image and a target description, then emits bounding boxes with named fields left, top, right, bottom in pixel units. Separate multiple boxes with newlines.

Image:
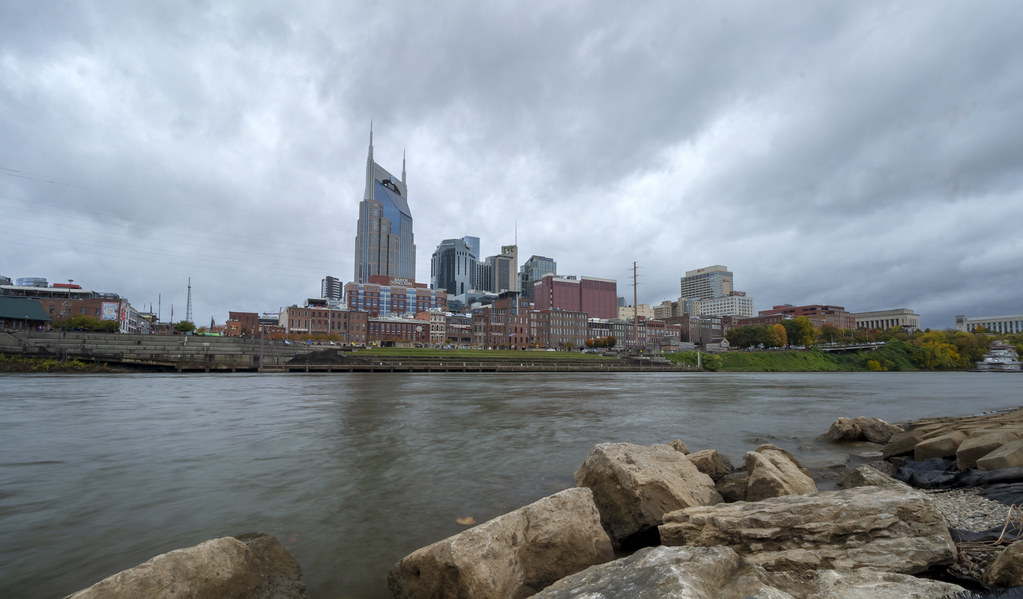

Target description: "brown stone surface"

left=715, top=471, right=748, bottom=503
left=957, top=431, right=1022, bottom=470
left=820, top=416, right=903, bottom=444
left=668, top=439, right=690, bottom=454
left=883, top=429, right=924, bottom=459
left=838, top=464, right=911, bottom=490
left=977, top=439, right=1023, bottom=471
left=914, top=430, right=968, bottom=461
left=984, top=539, right=1023, bottom=588
left=65, top=533, right=306, bottom=599
left=387, top=487, right=613, bottom=599
left=686, top=449, right=733, bottom=482
left=574, top=443, right=720, bottom=546
left=659, top=485, right=955, bottom=575
left=744, top=448, right=817, bottom=502
left=533, top=545, right=966, bottom=599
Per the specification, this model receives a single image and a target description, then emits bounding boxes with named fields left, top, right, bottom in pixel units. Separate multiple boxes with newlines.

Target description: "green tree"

left=53, top=315, right=119, bottom=332
left=819, top=324, right=840, bottom=345
left=702, top=353, right=723, bottom=371
left=780, top=317, right=815, bottom=348
left=726, top=325, right=768, bottom=349
left=174, top=321, right=196, bottom=334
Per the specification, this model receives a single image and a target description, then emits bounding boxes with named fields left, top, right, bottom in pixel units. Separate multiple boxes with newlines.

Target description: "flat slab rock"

left=659, top=485, right=955, bottom=575
left=388, top=487, right=613, bottom=599
left=64, top=533, right=306, bottom=599
left=531, top=545, right=966, bottom=599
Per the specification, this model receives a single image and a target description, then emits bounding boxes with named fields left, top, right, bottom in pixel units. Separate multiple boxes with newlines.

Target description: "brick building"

left=757, top=304, right=856, bottom=330
left=344, top=275, right=446, bottom=317
left=533, top=274, right=617, bottom=319
left=368, top=315, right=429, bottom=346
left=279, top=306, right=368, bottom=344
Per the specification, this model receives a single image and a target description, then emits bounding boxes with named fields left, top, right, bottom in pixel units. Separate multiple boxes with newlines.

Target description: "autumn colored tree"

left=772, top=323, right=788, bottom=347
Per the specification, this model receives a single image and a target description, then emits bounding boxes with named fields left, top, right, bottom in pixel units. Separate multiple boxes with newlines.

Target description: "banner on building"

left=101, top=302, right=120, bottom=321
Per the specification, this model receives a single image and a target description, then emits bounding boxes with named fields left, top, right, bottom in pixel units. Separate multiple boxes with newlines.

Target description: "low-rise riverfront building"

left=955, top=314, right=1023, bottom=335
left=855, top=308, right=920, bottom=332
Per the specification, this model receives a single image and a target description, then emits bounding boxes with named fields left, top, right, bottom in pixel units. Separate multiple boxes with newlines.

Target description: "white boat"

left=975, top=342, right=1023, bottom=372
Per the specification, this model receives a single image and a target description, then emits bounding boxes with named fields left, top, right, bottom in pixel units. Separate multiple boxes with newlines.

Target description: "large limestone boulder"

left=977, top=439, right=1023, bottom=471
left=687, top=449, right=733, bottom=481
left=958, top=431, right=1021, bottom=470
left=983, top=539, right=1023, bottom=588
left=820, top=416, right=903, bottom=444
left=532, top=545, right=966, bottom=599
left=574, top=443, right=721, bottom=546
left=65, top=533, right=306, bottom=599
left=914, top=430, right=968, bottom=461
left=387, top=487, right=613, bottom=599
left=659, top=485, right=956, bottom=575
left=744, top=447, right=817, bottom=502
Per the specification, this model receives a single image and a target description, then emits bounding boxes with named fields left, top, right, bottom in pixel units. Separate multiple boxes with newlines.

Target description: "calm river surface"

left=1, top=371, right=1021, bottom=598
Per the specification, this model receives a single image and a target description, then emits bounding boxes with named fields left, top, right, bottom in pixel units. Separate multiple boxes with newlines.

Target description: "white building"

left=617, top=304, right=654, bottom=322
left=697, top=293, right=755, bottom=318
left=955, top=314, right=1023, bottom=334
left=855, top=308, right=920, bottom=332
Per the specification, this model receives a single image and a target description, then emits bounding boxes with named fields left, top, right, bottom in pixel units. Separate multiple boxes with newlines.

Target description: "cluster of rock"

left=61, top=409, right=1023, bottom=598
left=877, top=407, right=1023, bottom=472
left=387, top=416, right=1006, bottom=599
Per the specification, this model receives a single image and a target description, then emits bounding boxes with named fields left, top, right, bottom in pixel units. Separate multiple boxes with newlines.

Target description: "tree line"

left=725, top=317, right=1021, bottom=370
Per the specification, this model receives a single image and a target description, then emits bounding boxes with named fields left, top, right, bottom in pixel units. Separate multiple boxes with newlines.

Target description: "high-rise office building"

left=461, top=236, right=480, bottom=260
left=431, top=238, right=477, bottom=296
left=354, top=126, right=415, bottom=283
left=474, top=244, right=518, bottom=294
left=520, top=255, right=556, bottom=301
left=680, top=265, right=732, bottom=301
left=321, top=275, right=343, bottom=302
left=497, top=244, right=518, bottom=293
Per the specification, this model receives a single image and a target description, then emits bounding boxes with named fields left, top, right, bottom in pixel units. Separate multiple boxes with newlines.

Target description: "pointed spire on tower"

left=365, top=122, right=375, bottom=201
left=402, top=148, right=406, bottom=184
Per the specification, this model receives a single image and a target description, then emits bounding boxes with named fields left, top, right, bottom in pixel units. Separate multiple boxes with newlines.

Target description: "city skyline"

left=2, top=3, right=1021, bottom=330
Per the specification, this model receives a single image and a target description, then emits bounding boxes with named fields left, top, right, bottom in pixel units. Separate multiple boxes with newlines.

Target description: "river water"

left=1, top=371, right=1020, bottom=598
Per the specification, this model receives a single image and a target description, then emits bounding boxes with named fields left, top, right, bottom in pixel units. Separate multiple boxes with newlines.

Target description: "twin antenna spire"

left=369, top=121, right=406, bottom=184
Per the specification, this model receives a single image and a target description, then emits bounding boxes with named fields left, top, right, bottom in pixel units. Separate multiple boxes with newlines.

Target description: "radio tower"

left=185, top=277, right=193, bottom=323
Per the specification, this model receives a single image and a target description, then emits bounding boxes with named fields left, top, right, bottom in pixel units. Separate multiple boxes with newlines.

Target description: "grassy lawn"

left=352, top=348, right=615, bottom=360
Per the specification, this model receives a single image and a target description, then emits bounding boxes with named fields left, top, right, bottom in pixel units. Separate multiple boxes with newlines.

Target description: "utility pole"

left=632, top=262, right=639, bottom=349
left=185, top=277, right=193, bottom=323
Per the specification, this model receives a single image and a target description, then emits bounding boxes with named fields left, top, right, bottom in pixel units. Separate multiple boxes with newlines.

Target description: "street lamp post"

left=65, top=279, right=73, bottom=317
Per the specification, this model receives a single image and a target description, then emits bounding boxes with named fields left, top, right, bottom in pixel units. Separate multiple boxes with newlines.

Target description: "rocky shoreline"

left=63, top=407, right=1023, bottom=598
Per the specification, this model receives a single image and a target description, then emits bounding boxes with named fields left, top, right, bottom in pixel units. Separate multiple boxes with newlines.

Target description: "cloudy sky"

left=2, top=1, right=1021, bottom=330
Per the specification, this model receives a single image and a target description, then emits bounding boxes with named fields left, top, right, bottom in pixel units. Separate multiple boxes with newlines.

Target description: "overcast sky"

left=2, top=1, right=1021, bottom=330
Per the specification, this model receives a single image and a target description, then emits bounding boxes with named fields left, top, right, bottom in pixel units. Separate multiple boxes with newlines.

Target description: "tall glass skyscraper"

left=520, top=255, right=557, bottom=301
left=431, top=238, right=477, bottom=296
left=354, top=126, right=415, bottom=283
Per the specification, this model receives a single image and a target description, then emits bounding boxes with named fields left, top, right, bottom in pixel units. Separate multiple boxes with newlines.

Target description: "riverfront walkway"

left=0, top=332, right=688, bottom=373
